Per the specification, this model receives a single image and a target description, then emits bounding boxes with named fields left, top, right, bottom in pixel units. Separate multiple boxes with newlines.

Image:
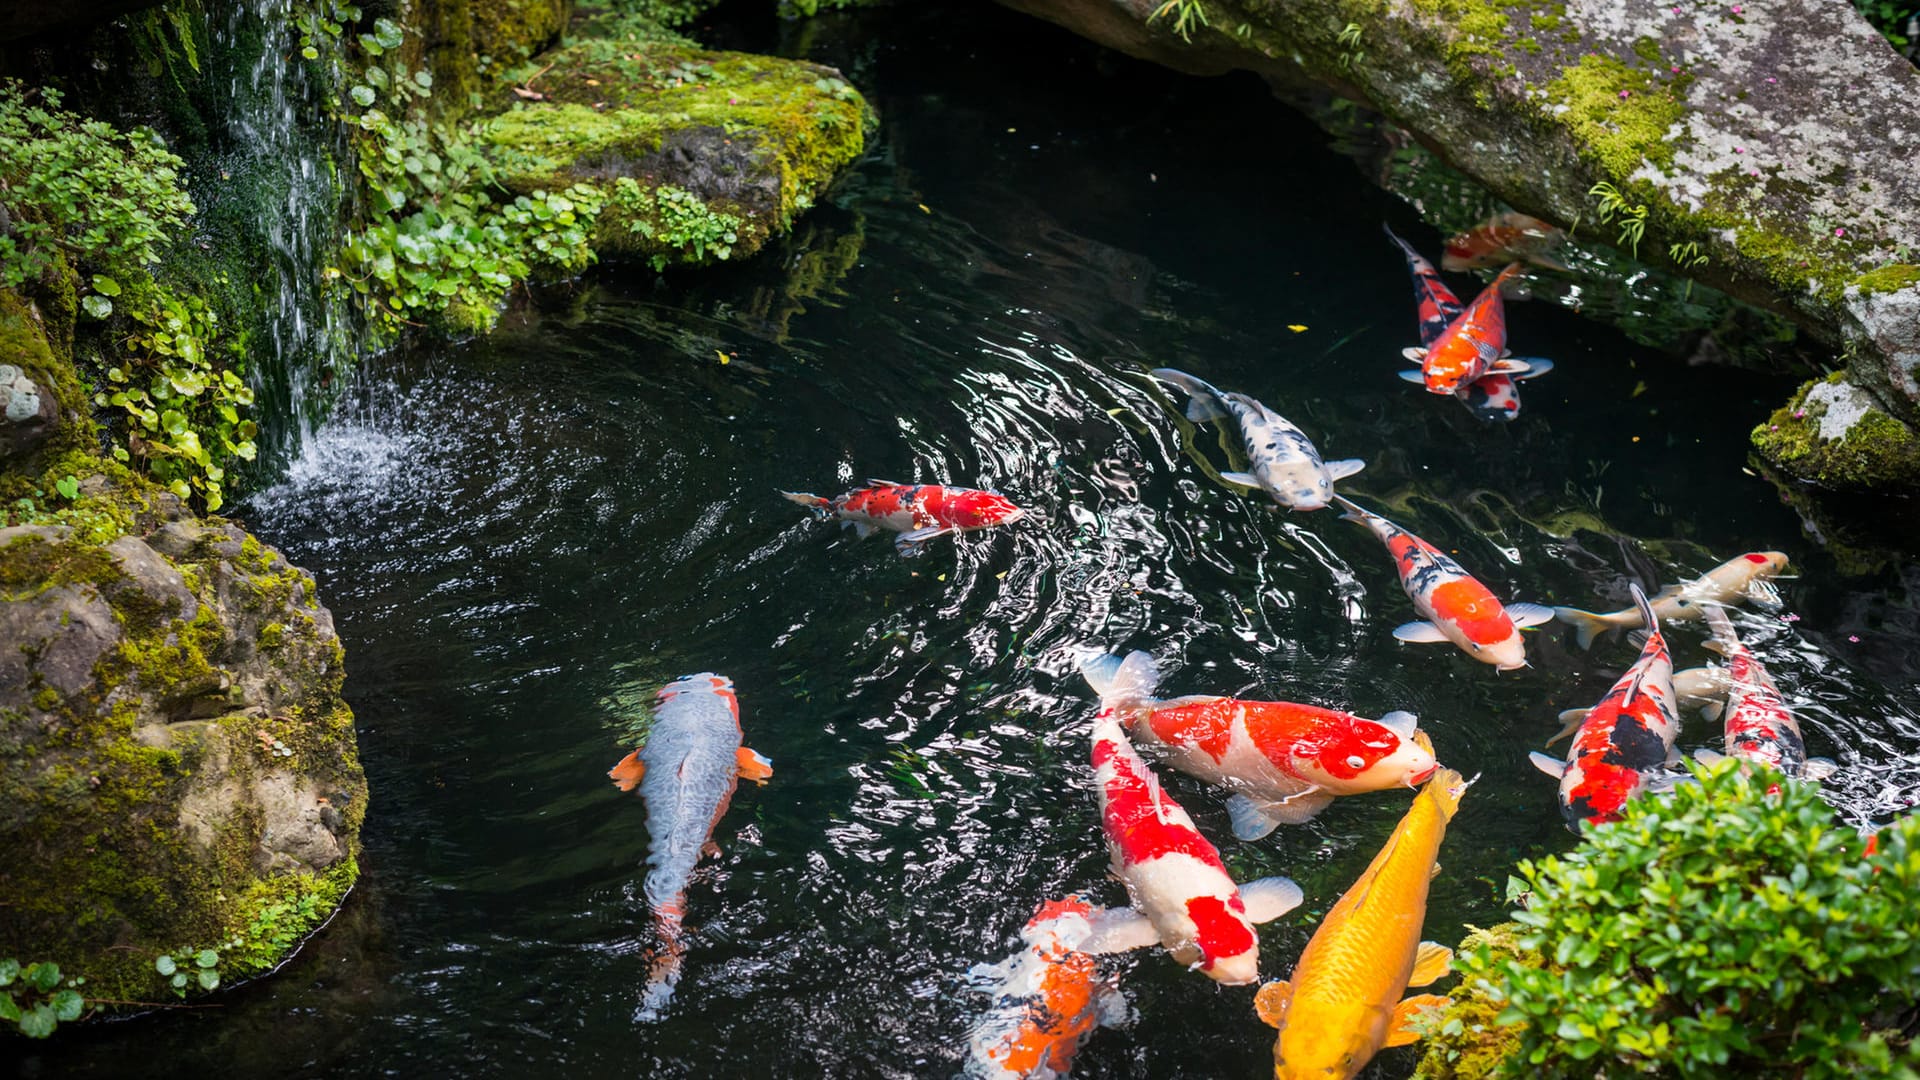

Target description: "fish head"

left=1261, top=462, right=1334, bottom=511
left=1271, top=1000, right=1378, bottom=1080
left=1745, top=551, right=1790, bottom=576
left=1186, top=893, right=1260, bottom=985
left=1287, top=717, right=1437, bottom=794
left=1021, top=895, right=1097, bottom=954
left=1481, top=630, right=1530, bottom=671
left=948, top=489, right=1025, bottom=529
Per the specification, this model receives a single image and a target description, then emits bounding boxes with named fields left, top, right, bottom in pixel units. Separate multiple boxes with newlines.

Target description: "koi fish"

left=1078, top=710, right=1304, bottom=985
left=1254, top=768, right=1467, bottom=1080
left=1442, top=211, right=1568, bottom=273
left=963, top=896, right=1128, bottom=1080
left=1529, top=585, right=1682, bottom=831
left=1151, top=368, right=1363, bottom=511
left=1695, top=607, right=1835, bottom=782
left=1384, top=225, right=1554, bottom=421
left=780, top=479, right=1025, bottom=556
left=1398, top=264, right=1534, bottom=396
left=1333, top=495, right=1554, bottom=670
left=609, top=673, right=773, bottom=1018
left=1079, top=650, right=1436, bottom=839
left=1547, top=664, right=1732, bottom=746
left=1553, top=551, right=1790, bottom=650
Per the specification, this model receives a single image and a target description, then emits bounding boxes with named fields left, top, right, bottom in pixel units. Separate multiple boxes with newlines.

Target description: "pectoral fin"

left=1407, top=942, right=1453, bottom=987
left=609, top=749, right=647, bottom=792
left=1325, top=458, right=1366, bottom=481
left=1263, top=785, right=1335, bottom=825
left=1219, top=471, right=1261, bottom=488
left=1226, top=793, right=1284, bottom=841
left=1080, top=906, right=1162, bottom=955
left=1396, top=369, right=1429, bottom=385
left=1746, top=578, right=1784, bottom=611
left=1528, top=751, right=1568, bottom=780
left=1378, top=710, right=1419, bottom=737
left=1393, top=620, right=1451, bottom=644
left=1506, top=602, right=1557, bottom=628
left=848, top=521, right=877, bottom=539
left=1802, top=757, right=1839, bottom=781
left=1254, top=981, right=1292, bottom=1028
left=1546, top=707, right=1590, bottom=747
left=1386, top=994, right=1451, bottom=1046
left=736, top=747, right=774, bottom=783
left=1401, top=347, right=1429, bottom=363
left=1239, top=876, right=1304, bottom=924
left=1510, top=357, right=1555, bottom=380
left=1489, top=357, right=1533, bottom=376
left=894, top=527, right=950, bottom=555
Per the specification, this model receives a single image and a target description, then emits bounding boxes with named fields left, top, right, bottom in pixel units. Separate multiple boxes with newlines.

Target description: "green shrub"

left=1463, top=762, right=1920, bottom=1078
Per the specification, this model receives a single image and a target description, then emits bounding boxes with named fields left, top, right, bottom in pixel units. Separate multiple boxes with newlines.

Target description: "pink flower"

left=1849, top=635, right=1861, bottom=643
left=1769, top=424, right=1779, bottom=431
left=1734, top=147, right=1743, bottom=153
left=1793, top=409, right=1807, bottom=419
left=1767, top=77, right=1777, bottom=83
left=1835, top=227, right=1847, bottom=237
left=1672, top=65, right=1682, bottom=73
left=1732, top=3, right=1743, bottom=11
left=1619, top=90, right=1632, bottom=99
left=1784, top=613, right=1801, bottom=623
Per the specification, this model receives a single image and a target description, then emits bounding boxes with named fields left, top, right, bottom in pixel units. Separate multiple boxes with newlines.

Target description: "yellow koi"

left=1254, top=768, right=1467, bottom=1079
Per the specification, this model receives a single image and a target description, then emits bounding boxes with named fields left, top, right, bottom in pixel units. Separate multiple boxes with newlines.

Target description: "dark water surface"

left=30, top=6, right=1920, bottom=1078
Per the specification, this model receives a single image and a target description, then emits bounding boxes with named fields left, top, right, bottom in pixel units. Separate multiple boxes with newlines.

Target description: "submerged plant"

left=1457, top=762, right=1920, bottom=1078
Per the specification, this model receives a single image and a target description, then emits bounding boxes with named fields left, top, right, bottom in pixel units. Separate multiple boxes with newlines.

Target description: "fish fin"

left=1528, top=751, right=1568, bottom=780
left=1094, top=983, right=1132, bottom=1028
left=701, top=840, right=722, bottom=859
left=1551, top=607, right=1614, bottom=650
left=1402, top=346, right=1429, bottom=362
left=1079, top=907, right=1161, bottom=955
left=1430, top=862, right=1443, bottom=880
left=1506, top=602, right=1557, bottom=628
left=894, top=527, right=949, bottom=555
left=1226, top=794, right=1283, bottom=841
left=1078, top=650, right=1162, bottom=715
left=777, top=490, right=830, bottom=519
left=1509, top=357, right=1555, bottom=380
left=1184, top=396, right=1229, bottom=423
left=1802, top=757, right=1839, bottom=781
left=1324, top=458, right=1366, bottom=481
left=849, top=521, right=876, bottom=539
left=1382, top=222, right=1418, bottom=256
left=1150, top=368, right=1229, bottom=421
left=1254, top=981, right=1292, bottom=1029
left=1693, top=747, right=1727, bottom=766
left=1378, top=710, right=1419, bottom=737
left=1407, top=942, right=1454, bottom=988
left=1489, top=357, right=1533, bottom=376
left=1396, top=369, right=1429, bottom=385
left=1265, top=786, right=1336, bottom=825
left=1642, top=771, right=1693, bottom=795
left=1424, top=768, right=1468, bottom=821
left=1746, top=577, right=1784, bottom=612
left=1545, top=708, right=1590, bottom=748
left=1218, top=470, right=1261, bottom=488
left=1386, top=995, right=1452, bottom=1046
left=609, top=749, right=647, bottom=792
left=736, top=747, right=773, bottom=783
left=1699, top=700, right=1725, bottom=723
left=1239, top=876, right=1305, bottom=924
left=864, top=477, right=908, bottom=488
left=1393, top=620, right=1451, bottom=644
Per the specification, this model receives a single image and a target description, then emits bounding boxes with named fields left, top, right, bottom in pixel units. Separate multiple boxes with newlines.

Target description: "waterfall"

left=208, top=0, right=358, bottom=471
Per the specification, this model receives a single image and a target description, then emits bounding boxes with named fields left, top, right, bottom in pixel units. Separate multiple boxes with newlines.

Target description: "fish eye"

left=1346, top=755, right=1366, bottom=769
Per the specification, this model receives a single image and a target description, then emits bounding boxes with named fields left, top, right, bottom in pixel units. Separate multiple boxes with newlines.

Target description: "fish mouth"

left=1000, top=506, right=1027, bottom=525
left=1409, top=762, right=1440, bottom=786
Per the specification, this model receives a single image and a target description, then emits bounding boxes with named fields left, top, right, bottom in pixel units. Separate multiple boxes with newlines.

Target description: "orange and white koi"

left=963, top=896, right=1128, bottom=1080
left=1078, top=711, right=1303, bottom=985
left=1442, top=211, right=1568, bottom=273
left=1695, top=607, right=1835, bottom=782
left=1080, top=650, right=1436, bottom=838
left=1152, top=368, right=1363, bottom=511
left=1398, top=264, right=1534, bottom=396
left=1333, top=495, right=1554, bottom=670
left=1254, top=769, right=1467, bottom=1080
left=609, top=673, right=773, bottom=1018
left=1554, top=551, right=1790, bottom=650
left=1384, top=225, right=1555, bottom=420
left=781, top=479, right=1025, bottom=556
left=1530, top=586, right=1683, bottom=831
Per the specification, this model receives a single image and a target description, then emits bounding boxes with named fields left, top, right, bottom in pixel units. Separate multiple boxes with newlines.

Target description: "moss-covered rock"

left=415, top=0, right=575, bottom=110
left=0, top=471, right=367, bottom=1011
left=1412, top=922, right=1539, bottom=1080
left=1751, top=372, right=1920, bottom=492
left=0, top=283, right=93, bottom=468
left=482, top=22, right=872, bottom=271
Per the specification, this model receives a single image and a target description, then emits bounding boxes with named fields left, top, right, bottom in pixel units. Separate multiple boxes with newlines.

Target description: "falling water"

left=208, top=0, right=358, bottom=469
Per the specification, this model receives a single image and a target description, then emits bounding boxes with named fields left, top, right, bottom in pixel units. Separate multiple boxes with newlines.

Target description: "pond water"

left=28, top=5, right=1920, bottom=1078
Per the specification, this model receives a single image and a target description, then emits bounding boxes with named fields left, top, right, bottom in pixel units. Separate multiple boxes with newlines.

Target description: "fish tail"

left=1382, top=222, right=1418, bottom=258
left=1330, top=492, right=1368, bottom=523
left=1491, top=262, right=1526, bottom=294
left=1424, top=767, right=1468, bottom=821
left=1701, top=604, right=1738, bottom=655
left=636, top=903, right=687, bottom=1021
left=1628, top=582, right=1660, bottom=642
left=1551, top=606, right=1615, bottom=651
left=1149, top=368, right=1229, bottom=422
left=778, top=489, right=831, bottom=519
left=1078, top=649, right=1161, bottom=719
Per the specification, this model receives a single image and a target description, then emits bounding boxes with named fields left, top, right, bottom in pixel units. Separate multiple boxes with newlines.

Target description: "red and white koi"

left=1696, top=607, right=1835, bottom=782
left=1385, top=225, right=1554, bottom=421
left=1398, top=264, right=1534, bottom=396
left=1529, top=586, right=1683, bottom=831
left=1333, top=495, right=1554, bottom=670
left=781, top=479, right=1025, bottom=556
left=963, top=896, right=1128, bottom=1080
left=1554, top=551, right=1790, bottom=650
left=1079, top=711, right=1303, bottom=985
left=1080, top=650, right=1436, bottom=839
left=1151, top=368, right=1363, bottom=511
left=609, top=673, right=773, bottom=1018
left=1441, top=211, right=1568, bottom=273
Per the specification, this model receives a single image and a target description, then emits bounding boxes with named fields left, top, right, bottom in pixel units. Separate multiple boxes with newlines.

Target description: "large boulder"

left=0, top=477, right=366, bottom=1007
left=996, top=0, right=1920, bottom=491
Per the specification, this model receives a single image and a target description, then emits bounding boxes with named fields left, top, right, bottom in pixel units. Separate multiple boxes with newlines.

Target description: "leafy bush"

left=0, top=959, right=88, bottom=1038
left=1461, top=762, right=1920, bottom=1078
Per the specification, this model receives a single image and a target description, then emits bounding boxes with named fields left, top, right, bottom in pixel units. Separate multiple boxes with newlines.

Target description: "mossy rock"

left=1412, top=922, right=1539, bottom=1080
left=482, top=27, right=872, bottom=270
left=1, top=283, right=95, bottom=468
left=1751, top=372, right=1920, bottom=492
left=0, top=472, right=367, bottom=1013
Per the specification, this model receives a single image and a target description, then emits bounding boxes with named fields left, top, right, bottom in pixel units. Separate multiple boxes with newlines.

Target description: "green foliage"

left=1589, top=181, right=1650, bottom=259
left=1465, top=762, right=1920, bottom=1078
left=0, top=958, right=89, bottom=1038
left=1853, top=1, right=1918, bottom=50
left=1149, top=0, right=1210, bottom=42
left=154, top=941, right=235, bottom=997
left=778, top=0, right=880, bottom=16
left=614, top=179, right=741, bottom=271
left=1337, top=23, right=1366, bottom=70
left=608, top=0, right=721, bottom=27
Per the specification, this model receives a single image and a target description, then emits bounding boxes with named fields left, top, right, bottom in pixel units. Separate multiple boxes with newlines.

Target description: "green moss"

left=1851, top=262, right=1920, bottom=296
left=1630, top=35, right=1660, bottom=64
left=0, top=285, right=95, bottom=463
left=1413, top=923, right=1540, bottom=1080
left=1751, top=375, right=1920, bottom=492
left=258, top=621, right=286, bottom=649
left=1544, top=54, right=1684, bottom=175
